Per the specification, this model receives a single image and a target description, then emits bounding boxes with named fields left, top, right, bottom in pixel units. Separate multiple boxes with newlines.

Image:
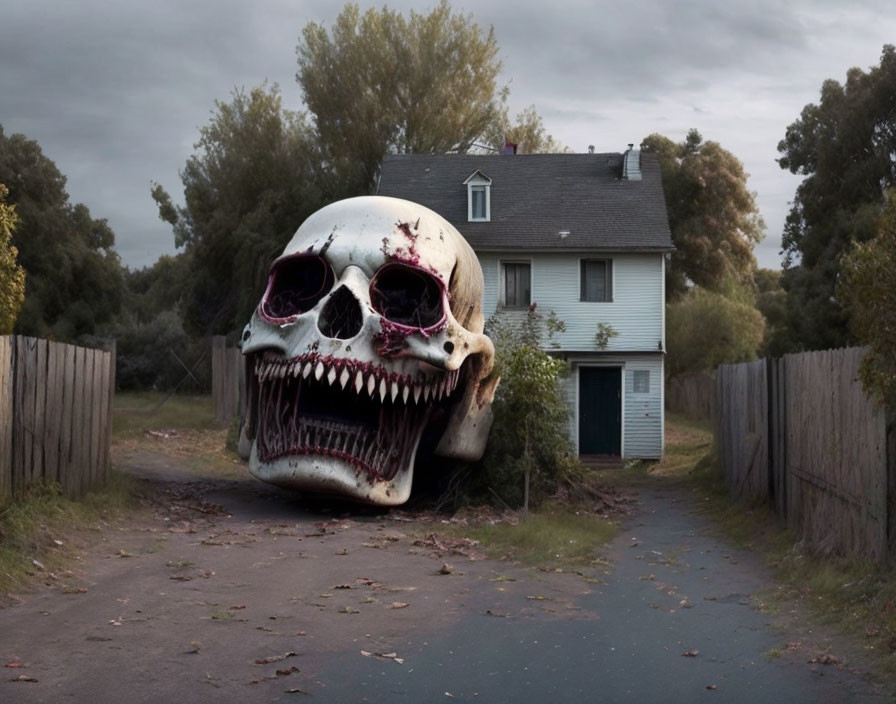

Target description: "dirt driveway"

left=0, top=451, right=891, bottom=703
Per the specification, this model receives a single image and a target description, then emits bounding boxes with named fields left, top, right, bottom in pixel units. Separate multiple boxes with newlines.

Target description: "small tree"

left=0, top=183, right=25, bottom=334
left=474, top=307, right=579, bottom=513
left=666, top=285, right=765, bottom=378
left=840, top=189, right=896, bottom=412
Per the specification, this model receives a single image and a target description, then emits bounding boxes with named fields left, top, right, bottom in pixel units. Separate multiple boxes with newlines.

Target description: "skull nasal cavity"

left=318, top=286, right=363, bottom=339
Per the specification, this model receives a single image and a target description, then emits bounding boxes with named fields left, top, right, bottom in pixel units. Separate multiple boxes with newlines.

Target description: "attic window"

left=463, top=171, right=491, bottom=222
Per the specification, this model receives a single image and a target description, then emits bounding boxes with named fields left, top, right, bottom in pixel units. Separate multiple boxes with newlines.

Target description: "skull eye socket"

left=261, top=255, right=334, bottom=321
left=370, top=264, right=445, bottom=329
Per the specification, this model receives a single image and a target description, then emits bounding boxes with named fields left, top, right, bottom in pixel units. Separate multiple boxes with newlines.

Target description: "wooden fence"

left=717, top=347, right=893, bottom=562
left=1, top=336, right=115, bottom=502
left=666, top=372, right=716, bottom=421
left=211, top=336, right=243, bottom=424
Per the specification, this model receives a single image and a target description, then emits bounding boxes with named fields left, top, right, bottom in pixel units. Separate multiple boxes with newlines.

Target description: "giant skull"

left=240, top=196, right=498, bottom=505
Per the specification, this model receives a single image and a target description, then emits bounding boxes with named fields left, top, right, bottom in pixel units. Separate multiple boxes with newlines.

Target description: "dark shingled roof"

left=377, top=152, right=674, bottom=252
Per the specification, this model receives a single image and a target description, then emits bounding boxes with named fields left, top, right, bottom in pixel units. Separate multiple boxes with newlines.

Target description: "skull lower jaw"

left=248, top=444, right=415, bottom=505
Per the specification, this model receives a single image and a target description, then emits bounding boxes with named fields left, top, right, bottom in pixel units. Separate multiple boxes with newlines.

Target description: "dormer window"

left=463, top=171, right=491, bottom=222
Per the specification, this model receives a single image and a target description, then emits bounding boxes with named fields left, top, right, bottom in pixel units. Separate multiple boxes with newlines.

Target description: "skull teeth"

left=254, top=353, right=462, bottom=406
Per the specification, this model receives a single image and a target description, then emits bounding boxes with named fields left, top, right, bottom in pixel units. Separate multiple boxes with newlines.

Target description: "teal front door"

left=578, top=367, right=621, bottom=455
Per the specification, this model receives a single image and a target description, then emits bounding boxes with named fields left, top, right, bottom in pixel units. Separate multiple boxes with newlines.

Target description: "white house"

left=377, top=150, right=674, bottom=460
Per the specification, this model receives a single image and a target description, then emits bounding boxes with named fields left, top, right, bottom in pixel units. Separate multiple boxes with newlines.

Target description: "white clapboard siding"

left=478, top=252, right=664, bottom=352
left=559, top=354, right=664, bottom=459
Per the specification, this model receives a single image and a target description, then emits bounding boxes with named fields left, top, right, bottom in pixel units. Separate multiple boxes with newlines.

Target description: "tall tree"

left=0, top=126, right=124, bottom=341
left=0, top=183, right=25, bottom=334
left=297, top=1, right=507, bottom=195
left=777, top=44, right=896, bottom=351
left=839, top=189, right=896, bottom=411
left=152, top=83, right=322, bottom=335
left=482, top=105, right=566, bottom=154
left=641, top=130, right=765, bottom=300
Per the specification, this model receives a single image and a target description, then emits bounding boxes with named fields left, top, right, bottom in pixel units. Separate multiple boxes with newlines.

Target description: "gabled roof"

left=377, top=152, right=674, bottom=252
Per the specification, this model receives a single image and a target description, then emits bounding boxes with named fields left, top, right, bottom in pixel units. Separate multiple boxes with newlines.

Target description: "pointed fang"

left=327, top=366, right=337, bottom=386
left=390, top=381, right=399, bottom=403
left=402, top=385, right=410, bottom=404
left=355, top=370, right=364, bottom=394
left=315, top=361, right=325, bottom=381
left=379, top=378, right=387, bottom=402
left=340, top=367, right=351, bottom=390
left=367, top=374, right=376, bottom=397
left=302, top=362, right=313, bottom=379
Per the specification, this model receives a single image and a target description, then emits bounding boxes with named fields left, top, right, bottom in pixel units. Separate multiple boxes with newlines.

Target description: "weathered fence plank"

left=212, top=336, right=241, bottom=424
left=718, top=346, right=890, bottom=562
left=0, top=337, right=11, bottom=501
left=666, top=373, right=716, bottom=421
left=783, top=348, right=887, bottom=561
left=717, top=359, right=768, bottom=503
left=1, top=336, right=114, bottom=502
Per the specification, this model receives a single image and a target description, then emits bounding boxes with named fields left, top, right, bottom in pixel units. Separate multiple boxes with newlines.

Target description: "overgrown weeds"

left=0, top=473, right=137, bottom=594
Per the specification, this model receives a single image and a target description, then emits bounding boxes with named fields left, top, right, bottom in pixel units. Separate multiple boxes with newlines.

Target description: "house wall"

left=560, top=353, right=665, bottom=459
left=477, top=252, right=664, bottom=352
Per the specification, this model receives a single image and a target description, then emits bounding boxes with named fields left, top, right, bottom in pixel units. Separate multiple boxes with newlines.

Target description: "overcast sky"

left=2, top=0, right=894, bottom=270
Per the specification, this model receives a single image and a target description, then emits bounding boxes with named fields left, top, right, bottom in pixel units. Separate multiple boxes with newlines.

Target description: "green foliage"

left=777, top=44, right=896, bottom=351
left=641, top=129, right=765, bottom=300
left=0, top=125, right=124, bottom=341
left=839, top=190, right=896, bottom=412
left=151, top=83, right=322, bottom=336
left=666, top=286, right=765, bottom=377
left=594, top=322, right=618, bottom=350
left=112, top=310, right=209, bottom=391
left=753, top=268, right=795, bottom=357
left=0, top=183, right=25, bottom=334
left=297, top=1, right=506, bottom=194
left=474, top=308, right=580, bottom=508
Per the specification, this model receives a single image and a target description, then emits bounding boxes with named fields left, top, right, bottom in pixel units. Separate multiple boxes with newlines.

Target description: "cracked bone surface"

left=241, top=196, right=497, bottom=505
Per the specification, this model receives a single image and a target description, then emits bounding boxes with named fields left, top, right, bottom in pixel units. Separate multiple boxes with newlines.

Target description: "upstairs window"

left=581, top=259, right=613, bottom=302
left=502, top=262, right=531, bottom=308
left=463, top=171, right=491, bottom=222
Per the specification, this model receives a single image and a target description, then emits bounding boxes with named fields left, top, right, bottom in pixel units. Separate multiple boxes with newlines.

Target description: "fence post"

left=0, top=336, right=11, bottom=503
left=888, top=426, right=896, bottom=564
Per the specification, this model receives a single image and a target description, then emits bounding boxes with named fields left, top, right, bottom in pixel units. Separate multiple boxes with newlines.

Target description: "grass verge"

left=435, top=508, right=617, bottom=569
left=113, top=392, right=242, bottom=478
left=683, top=429, right=896, bottom=680
left=0, top=472, right=137, bottom=594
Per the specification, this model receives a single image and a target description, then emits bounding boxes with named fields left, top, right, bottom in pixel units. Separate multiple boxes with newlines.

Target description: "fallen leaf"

left=10, top=675, right=38, bottom=682
left=333, top=584, right=353, bottom=590
left=4, top=662, right=24, bottom=668
left=391, top=602, right=409, bottom=609
left=117, top=550, right=136, bottom=558
left=339, top=606, right=360, bottom=614
left=276, top=666, right=299, bottom=676
left=285, top=687, right=308, bottom=694
left=254, top=652, right=298, bottom=665
left=439, top=563, right=454, bottom=575
left=706, top=685, right=717, bottom=690
left=682, top=650, right=699, bottom=657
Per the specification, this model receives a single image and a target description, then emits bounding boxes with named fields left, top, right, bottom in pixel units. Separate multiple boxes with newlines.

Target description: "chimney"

left=622, top=144, right=642, bottom=181
left=502, top=139, right=518, bottom=155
